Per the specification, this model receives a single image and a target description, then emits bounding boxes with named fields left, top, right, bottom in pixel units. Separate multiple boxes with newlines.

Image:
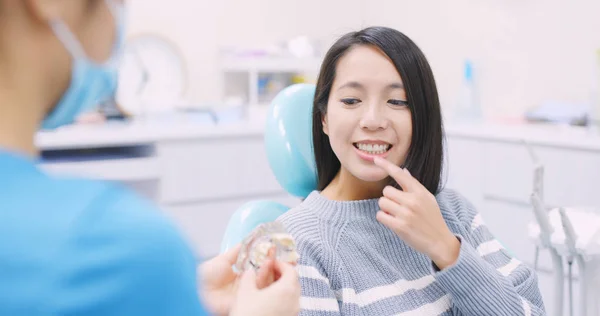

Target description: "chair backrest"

left=220, top=83, right=318, bottom=253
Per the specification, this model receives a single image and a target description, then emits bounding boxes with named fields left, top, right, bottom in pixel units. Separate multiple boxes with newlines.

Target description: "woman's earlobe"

left=322, top=118, right=329, bottom=135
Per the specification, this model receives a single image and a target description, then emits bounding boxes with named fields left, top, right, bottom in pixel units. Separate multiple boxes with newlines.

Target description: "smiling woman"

left=312, top=30, right=443, bottom=199
left=277, top=26, right=547, bottom=316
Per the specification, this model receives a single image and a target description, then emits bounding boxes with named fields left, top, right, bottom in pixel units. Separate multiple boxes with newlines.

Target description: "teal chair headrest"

left=264, top=83, right=318, bottom=199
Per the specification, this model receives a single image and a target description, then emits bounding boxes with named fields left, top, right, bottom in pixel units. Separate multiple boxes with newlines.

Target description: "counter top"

left=445, top=121, right=600, bottom=151
left=36, top=111, right=267, bottom=150
left=36, top=109, right=600, bottom=152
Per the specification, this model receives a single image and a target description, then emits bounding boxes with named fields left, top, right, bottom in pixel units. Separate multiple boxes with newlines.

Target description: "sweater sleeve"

left=433, top=192, right=547, bottom=316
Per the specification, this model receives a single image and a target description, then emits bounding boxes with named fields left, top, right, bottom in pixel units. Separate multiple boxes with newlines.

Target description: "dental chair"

left=220, top=83, right=318, bottom=253
left=525, top=140, right=600, bottom=316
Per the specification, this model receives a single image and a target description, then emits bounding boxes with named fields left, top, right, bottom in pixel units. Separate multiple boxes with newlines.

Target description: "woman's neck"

left=321, top=167, right=388, bottom=201
left=0, top=25, right=62, bottom=157
left=0, top=106, right=40, bottom=157
left=0, top=76, right=43, bottom=157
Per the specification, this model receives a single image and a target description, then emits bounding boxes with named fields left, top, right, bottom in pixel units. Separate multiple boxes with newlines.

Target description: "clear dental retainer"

left=234, top=222, right=300, bottom=274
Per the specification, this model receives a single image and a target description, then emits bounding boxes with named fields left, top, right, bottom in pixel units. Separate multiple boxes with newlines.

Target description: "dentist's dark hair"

left=312, top=26, right=444, bottom=194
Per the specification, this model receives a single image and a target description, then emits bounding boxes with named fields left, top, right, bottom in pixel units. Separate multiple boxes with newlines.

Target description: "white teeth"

left=357, top=143, right=390, bottom=154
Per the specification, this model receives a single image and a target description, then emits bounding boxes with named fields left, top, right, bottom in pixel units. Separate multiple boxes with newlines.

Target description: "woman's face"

left=323, top=44, right=412, bottom=183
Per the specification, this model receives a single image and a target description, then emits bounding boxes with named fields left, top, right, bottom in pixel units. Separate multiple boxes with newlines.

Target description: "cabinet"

left=35, top=116, right=296, bottom=260
left=444, top=123, right=600, bottom=316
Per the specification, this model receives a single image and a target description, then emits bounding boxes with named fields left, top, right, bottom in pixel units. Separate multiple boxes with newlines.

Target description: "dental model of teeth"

left=235, top=222, right=300, bottom=273
left=356, top=143, right=391, bottom=154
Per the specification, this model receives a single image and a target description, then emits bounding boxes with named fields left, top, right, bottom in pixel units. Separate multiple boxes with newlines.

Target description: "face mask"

left=42, top=0, right=126, bottom=130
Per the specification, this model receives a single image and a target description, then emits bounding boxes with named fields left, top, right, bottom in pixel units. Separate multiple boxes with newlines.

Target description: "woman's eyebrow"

left=386, top=82, right=404, bottom=90
left=337, top=81, right=364, bottom=91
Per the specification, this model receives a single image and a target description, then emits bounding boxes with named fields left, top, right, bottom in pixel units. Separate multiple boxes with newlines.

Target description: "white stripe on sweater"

left=298, top=258, right=522, bottom=310
left=471, top=213, right=485, bottom=230
left=297, top=265, right=330, bottom=285
left=522, top=298, right=532, bottom=316
left=301, top=293, right=451, bottom=315
left=477, top=239, right=504, bottom=257
left=498, top=258, right=522, bottom=277
left=300, top=297, right=340, bottom=312
left=297, top=265, right=339, bottom=312
left=395, top=294, right=451, bottom=316
left=335, top=275, right=436, bottom=307
left=297, top=265, right=438, bottom=308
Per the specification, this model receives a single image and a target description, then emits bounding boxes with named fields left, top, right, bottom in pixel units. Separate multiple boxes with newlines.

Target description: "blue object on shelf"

left=465, top=60, right=473, bottom=82
left=454, top=59, right=482, bottom=121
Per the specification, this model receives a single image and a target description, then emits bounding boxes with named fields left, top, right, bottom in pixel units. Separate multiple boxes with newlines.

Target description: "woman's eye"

left=341, top=98, right=361, bottom=106
left=388, top=99, right=409, bottom=107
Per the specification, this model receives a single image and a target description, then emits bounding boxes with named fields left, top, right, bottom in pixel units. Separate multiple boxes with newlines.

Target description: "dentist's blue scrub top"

left=0, top=149, right=209, bottom=316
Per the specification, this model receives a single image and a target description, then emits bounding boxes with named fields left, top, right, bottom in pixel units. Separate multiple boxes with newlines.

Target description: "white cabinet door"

left=444, top=137, right=486, bottom=210
left=481, top=141, right=598, bottom=209
left=157, top=137, right=285, bottom=204
left=478, top=199, right=539, bottom=266
left=482, top=142, right=536, bottom=205
left=566, top=150, right=600, bottom=208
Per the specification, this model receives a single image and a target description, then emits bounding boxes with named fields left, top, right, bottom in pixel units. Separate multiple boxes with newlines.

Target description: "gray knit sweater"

left=277, top=189, right=546, bottom=315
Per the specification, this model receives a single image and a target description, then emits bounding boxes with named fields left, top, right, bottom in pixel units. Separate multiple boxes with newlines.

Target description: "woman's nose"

left=359, top=104, right=390, bottom=131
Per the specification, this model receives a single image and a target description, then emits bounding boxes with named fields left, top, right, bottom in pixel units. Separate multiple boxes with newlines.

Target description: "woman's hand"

left=373, top=157, right=461, bottom=270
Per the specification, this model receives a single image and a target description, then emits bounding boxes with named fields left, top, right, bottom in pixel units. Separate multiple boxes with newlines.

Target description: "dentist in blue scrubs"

left=0, top=0, right=300, bottom=315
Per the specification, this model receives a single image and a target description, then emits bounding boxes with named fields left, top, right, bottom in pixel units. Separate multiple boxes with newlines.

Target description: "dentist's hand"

left=373, top=157, right=461, bottom=270
left=200, top=244, right=300, bottom=316
left=199, top=245, right=241, bottom=316
left=230, top=260, right=301, bottom=316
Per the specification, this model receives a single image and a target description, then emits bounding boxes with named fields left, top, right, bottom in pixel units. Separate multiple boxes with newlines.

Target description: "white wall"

left=362, top=0, right=600, bottom=119
left=126, top=0, right=600, bottom=119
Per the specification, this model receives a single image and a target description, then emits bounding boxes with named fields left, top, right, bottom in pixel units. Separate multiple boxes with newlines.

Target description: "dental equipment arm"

left=523, top=139, right=546, bottom=271
left=523, top=139, right=544, bottom=202
left=531, top=193, right=564, bottom=316
left=558, top=208, right=587, bottom=316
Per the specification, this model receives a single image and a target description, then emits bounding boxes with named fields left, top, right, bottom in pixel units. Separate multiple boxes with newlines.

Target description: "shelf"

left=40, top=156, right=161, bottom=182
left=221, top=56, right=322, bottom=73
